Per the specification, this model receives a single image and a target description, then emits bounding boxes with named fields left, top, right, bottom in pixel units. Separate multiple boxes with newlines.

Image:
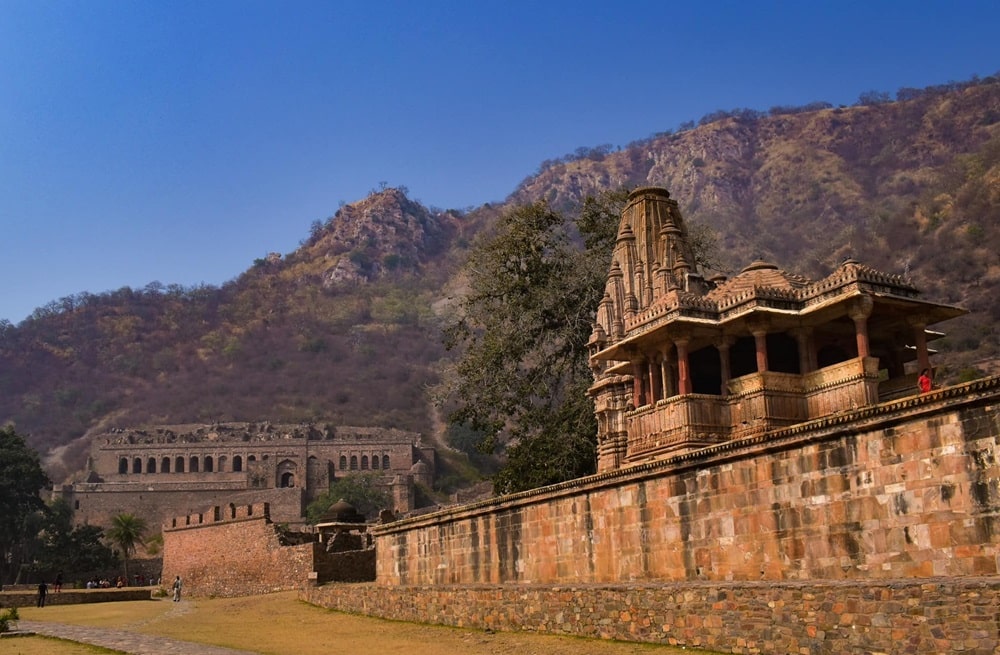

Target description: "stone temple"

left=587, top=186, right=965, bottom=471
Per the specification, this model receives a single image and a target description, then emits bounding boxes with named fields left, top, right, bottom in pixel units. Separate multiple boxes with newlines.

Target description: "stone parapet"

left=0, top=588, right=151, bottom=608
left=302, top=578, right=1000, bottom=655
left=163, top=502, right=271, bottom=531
left=366, top=376, right=1000, bottom=654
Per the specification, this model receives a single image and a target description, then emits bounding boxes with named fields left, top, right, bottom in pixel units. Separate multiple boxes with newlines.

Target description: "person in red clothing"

left=918, top=368, right=933, bottom=393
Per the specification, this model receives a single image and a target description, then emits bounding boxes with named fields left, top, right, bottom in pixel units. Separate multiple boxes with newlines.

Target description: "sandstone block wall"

left=302, top=578, right=1000, bottom=655
left=0, top=588, right=151, bottom=608
left=69, top=485, right=305, bottom=533
left=355, top=378, right=1000, bottom=654
left=374, top=380, right=1000, bottom=586
left=162, top=503, right=319, bottom=597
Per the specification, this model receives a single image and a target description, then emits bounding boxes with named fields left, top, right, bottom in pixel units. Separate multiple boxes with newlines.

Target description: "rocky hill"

left=3, top=76, right=999, bottom=481
left=0, top=188, right=487, bottom=481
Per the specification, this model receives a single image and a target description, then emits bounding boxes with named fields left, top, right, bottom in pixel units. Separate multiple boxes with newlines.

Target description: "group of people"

left=37, top=571, right=164, bottom=607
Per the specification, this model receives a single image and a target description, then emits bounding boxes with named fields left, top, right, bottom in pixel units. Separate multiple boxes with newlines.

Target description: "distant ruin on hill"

left=54, top=421, right=435, bottom=529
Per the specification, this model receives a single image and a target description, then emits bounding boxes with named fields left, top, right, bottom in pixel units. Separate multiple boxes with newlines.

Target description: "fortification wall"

left=162, top=503, right=319, bottom=597
left=303, top=578, right=1000, bottom=654
left=67, top=485, right=305, bottom=531
left=346, top=378, right=1000, bottom=654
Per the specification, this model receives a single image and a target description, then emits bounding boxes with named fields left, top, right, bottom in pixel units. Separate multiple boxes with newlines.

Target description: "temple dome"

left=706, top=260, right=811, bottom=301
left=321, top=498, right=365, bottom=523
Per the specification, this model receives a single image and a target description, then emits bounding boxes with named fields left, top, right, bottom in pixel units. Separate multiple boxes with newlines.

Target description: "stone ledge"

left=0, top=588, right=153, bottom=608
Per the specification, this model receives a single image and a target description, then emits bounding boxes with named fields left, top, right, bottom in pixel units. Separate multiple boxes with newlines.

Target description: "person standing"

left=54, top=571, right=63, bottom=592
left=37, top=580, right=48, bottom=607
left=918, top=368, right=933, bottom=393
left=172, top=576, right=182, bottom=602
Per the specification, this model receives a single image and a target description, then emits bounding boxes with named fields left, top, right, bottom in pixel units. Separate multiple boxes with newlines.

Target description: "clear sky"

left=2, top=1, right=998, bottom=325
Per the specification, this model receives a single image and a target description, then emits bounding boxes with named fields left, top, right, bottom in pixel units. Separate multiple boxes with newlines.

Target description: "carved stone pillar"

left=630, top=359, right=645, bottom=407
left=849, top=296, right=874, bottom=359
left=660, top=346, right=676, bottom=398
left=790, top=327, right=814, bottom=374
left=715, top=336, right=733, bottom=393
left=747, top=316, right=769, bottom=373
left=675, top=337, right=692, bottom=395
left=648, top=355, right=662, bottom=404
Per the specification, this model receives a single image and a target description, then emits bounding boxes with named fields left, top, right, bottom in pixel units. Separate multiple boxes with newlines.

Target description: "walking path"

left=17, top=601, right=260, bottom=655
left=17, top=620, right=260, bottom=654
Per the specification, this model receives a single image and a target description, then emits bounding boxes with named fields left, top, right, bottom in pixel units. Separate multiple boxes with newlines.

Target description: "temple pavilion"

left=587, top=187, right=965, bottom=472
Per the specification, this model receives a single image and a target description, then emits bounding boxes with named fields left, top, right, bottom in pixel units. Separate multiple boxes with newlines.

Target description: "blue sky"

left=2, top=1, right=998, bottom=325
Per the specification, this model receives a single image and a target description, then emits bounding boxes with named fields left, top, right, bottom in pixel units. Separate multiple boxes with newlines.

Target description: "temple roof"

left=705, top=260, right=811, bottom=301
left=591, top=200, right=966, bottom=364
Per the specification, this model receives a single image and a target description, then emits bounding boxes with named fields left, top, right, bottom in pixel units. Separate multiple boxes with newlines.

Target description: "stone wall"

left=162, top=503, right=321, bottom=597
left=374, top=379, right=1000, bottom=586
left=303, top=578, right=1000, bottom=654
left=0, top=588, right=151, bottom=608
left=340, top=378, right=1000, bottom=654
left=70, top=485, right=305, bottom=534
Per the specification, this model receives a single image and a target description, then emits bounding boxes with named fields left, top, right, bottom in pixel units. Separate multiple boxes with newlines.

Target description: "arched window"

left=189, top=456, right=200, bottom=473
left=132, top=458, right=142, bottom=474
left=350, top=455, right=358, bottom=470
left=119, top=458, right=128, bottom=474
left=248, top=455, right=257, bottom=463
left=280, top=472, right=295, bottom=488
left=382, top=455, right=390, bottom=469
left=339, top=455, right=347, bottom=470
left=161, top=457, right=171, bottom=473
left=175, top=456, right=185, bottom=473
left=204, top=456, right=214, bottom=472
left=147, top=458, right=157, bottom=474
left=372, top=455, right=380, bottom=470
left=218, top=456, right=227, bottom=472
left=361, top=455, right=369, bottom=470
left=233, top=455, right=243, bottom=472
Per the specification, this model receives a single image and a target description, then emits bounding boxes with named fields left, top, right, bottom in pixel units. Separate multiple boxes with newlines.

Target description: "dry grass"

left=0, top=635, right=117, bottom=654
left=15, top=591, right=723, bottom=655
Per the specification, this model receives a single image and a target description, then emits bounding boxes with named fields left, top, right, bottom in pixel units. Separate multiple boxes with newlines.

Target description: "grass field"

left=7, top=591, right=723, bottom=655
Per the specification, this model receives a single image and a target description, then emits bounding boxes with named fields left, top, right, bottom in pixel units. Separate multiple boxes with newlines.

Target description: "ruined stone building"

left=587, top=186, right=964, bottom=471
left=56, top=422, right=435, bottom=529
left=163, top=187, right=1000, bottom=654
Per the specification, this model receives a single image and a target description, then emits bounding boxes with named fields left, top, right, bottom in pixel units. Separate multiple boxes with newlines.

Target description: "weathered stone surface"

left=303, top=579, right=1000, bottom=655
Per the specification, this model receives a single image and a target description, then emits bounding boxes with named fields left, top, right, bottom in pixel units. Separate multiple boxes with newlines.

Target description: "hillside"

left=0, top=188, right=491, bottom=481
left=514, top=79, right=1000, bottom=371
left=2, top=77, right=999, bottom=481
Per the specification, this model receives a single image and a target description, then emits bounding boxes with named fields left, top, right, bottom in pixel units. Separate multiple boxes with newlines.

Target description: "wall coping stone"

left=374, top=375, right=1000, bottom=536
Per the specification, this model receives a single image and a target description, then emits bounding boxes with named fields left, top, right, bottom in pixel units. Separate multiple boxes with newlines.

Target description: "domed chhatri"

left=321, top=498, right=365, bottom=524
left=587, top=187, right=965, bottom=472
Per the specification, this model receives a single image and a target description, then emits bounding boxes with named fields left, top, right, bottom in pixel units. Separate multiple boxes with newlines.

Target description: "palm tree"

left=105, top=513, right=147, bottom=580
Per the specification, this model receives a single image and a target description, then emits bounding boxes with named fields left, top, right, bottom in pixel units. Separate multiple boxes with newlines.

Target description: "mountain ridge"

left=3, top=76, right=1000, bottom=482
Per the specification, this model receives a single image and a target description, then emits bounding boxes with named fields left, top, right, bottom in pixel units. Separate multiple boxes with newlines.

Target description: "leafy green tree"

left=34, top=497, right=116, bottom=577
left=305, top=473, right=392, bottom=523
left=0, top=425, right=50, bottom=584
left=442, top=190, right=627, bottom=494
left=105, top=513, right=148, bottom=579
